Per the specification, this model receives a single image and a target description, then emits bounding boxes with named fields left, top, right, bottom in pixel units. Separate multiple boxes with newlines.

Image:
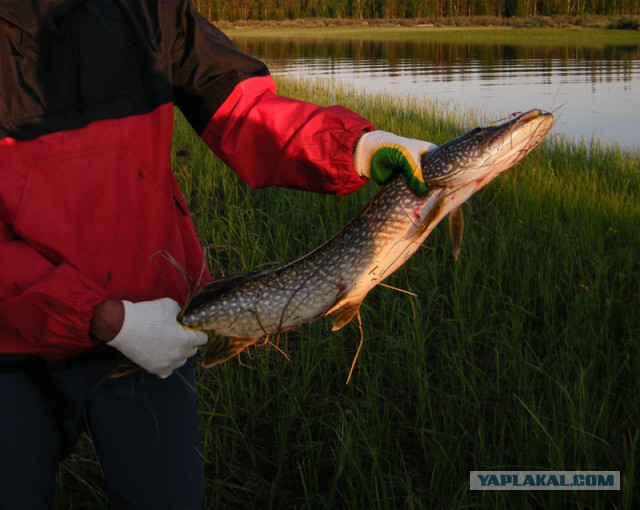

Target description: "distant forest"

left=193, top=0, right=640, bottom=21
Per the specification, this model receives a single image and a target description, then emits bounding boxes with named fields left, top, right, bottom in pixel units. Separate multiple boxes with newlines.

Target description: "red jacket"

left=0, top=0, right=373, bottom=359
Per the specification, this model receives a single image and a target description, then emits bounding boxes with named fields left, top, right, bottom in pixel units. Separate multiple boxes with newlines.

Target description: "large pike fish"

left=181, top=109, right=553, bottom=366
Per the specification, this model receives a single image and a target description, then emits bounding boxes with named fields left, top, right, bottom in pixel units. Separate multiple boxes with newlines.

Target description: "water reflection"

left=233, top=38, right=640, bottom=150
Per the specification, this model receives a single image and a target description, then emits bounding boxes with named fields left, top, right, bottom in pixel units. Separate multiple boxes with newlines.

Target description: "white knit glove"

left=354, top=131, right=437, bottom=196
left=107, top=298, right=208, bottom=378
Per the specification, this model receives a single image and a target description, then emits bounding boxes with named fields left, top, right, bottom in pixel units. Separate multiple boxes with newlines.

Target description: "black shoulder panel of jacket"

left=0, top=0, right=269, bottom=140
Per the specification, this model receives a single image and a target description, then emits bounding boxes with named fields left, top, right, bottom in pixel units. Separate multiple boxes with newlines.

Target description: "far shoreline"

left=212, top=14, right=640, bottom=32
left=220, top=21, right=640, bottom=48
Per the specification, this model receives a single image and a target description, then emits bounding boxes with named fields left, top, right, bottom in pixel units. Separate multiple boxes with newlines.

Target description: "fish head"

left=412, top=109, right=554, bottom=242
left=421, top=109, right=554, bottom=191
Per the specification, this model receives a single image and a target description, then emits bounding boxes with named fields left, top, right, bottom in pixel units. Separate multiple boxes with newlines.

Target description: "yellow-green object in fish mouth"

left=180, top=109, right=554, bottom=366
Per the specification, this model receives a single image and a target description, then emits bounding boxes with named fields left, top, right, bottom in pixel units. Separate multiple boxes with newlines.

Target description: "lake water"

left=232, top=37, right=640, bottom=151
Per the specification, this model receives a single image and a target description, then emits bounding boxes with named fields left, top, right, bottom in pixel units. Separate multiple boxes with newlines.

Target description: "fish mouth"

left=500, top=109, right=554, bottom=160
left=517, top=108, right=553, bottom=126
left=481, top=109, right=554, bottom=181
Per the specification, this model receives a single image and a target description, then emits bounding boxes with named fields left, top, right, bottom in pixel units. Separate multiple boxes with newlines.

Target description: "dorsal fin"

left=186, top=271, right=263, bottom=310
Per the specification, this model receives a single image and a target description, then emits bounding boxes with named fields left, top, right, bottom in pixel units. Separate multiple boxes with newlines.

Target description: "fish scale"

left=180, top=109, right=554, bottom=366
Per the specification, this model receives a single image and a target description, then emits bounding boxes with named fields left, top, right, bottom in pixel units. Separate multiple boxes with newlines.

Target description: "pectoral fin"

left=449, top=206, right=464, bottom=261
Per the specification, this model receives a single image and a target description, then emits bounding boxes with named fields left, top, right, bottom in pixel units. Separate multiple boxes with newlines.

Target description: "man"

left=0, top=1, right=435, bottom=508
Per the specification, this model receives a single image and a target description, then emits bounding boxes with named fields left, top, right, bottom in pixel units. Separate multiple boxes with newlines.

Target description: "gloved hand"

left=354, top=131, right=438, bottom=196
left=107, top=298, right=208, bottom=378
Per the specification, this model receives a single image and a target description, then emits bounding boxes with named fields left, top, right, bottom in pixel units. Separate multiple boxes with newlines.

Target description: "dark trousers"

left=0, top=354, right=204, bottom=509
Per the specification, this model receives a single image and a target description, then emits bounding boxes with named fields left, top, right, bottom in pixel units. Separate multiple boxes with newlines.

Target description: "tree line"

left=193, top=0, right=640, bottom=22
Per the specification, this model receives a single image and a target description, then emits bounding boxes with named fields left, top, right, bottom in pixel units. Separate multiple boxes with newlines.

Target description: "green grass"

left=57, top=78, right=639, bottom=508
left=224, top=26, right=640, bottom=48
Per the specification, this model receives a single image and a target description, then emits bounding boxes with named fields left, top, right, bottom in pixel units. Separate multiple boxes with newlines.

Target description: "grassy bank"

left=223, top=25, right=640, bottom=49
left=57, top=79, right=639, bottom=508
